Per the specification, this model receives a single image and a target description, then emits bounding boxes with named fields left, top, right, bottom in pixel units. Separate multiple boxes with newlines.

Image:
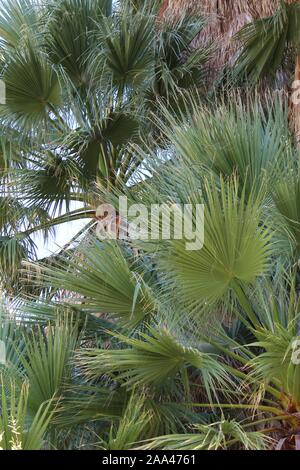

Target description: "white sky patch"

left=32, top=201, right=92, bottom=259
left=34, top=218, right=91, bottom=259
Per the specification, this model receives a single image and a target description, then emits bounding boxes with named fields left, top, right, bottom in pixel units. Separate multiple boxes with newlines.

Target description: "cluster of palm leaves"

left=1, top=0, right=300, bottom=451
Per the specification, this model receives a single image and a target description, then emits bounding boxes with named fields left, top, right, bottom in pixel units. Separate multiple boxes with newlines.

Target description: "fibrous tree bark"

left=287, top=0, right=300, bottom=146
left=159, top=1, right=280, bottom=74
left=160, top=1, right=300, bottom=147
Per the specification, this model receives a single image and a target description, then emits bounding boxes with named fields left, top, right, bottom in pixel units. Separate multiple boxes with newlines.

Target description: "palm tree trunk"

left=160, top=1, right=300, bottom=147
left=159, top=1, right=279, bottom=78
left=287, top=0, right=300, bottom=147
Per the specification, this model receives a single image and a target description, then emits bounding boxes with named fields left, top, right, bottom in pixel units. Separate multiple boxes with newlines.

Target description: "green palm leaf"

left=77, top=326, right=230, bottom=400
left=98, top=393, right=150, bottom=450
left=26, top=239, right=155, bottom=328
left=272, top=169, right=300, bottom=255
left=46, top=0, right=112, bottom=85
left=161, top=98, right=290, bottom=198
left=2, top=44, right=61, bottom=127
left=234, top=2, right=300, bottom=83
left=0, top=0, right=41, bottom=50
left=96, top=11, right=154, bottom=88
left=0, top=378, right=52, bottom=450
left=139, top=419, right=270, bottom=450
left=159, top=178, right=272, bottom=310
left=19, top=315, right=79, bottom=413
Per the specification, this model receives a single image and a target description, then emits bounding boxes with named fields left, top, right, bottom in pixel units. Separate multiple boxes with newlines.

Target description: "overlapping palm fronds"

left=0, top=0, right=209, bottom=293
left=2, top=0, right=300, bottom=453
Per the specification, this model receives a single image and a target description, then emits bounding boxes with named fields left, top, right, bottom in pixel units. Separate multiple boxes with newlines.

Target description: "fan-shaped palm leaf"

left=234, top=2, right=300, bottom=83
left=28, top=239, right=155, bottom=328
left=2, top=44, right=61, bottom=127
left=159, top=96, right=290, bottom=198
left=77, top=326, right=231, bottom=401
left=158, top=178, right=272, bottom=315
left=19, top=315, right=79, bottom=414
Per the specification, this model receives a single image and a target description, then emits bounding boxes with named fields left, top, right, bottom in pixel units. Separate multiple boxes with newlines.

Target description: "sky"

left=33, top=202, right=92, bottom=259
left=34, top=219, right=90, bottom=259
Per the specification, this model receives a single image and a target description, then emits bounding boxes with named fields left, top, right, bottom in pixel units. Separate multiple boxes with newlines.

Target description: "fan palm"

left=0, top=109, right=298, bottom=450
left=19, top=242, right=300, bottom=449
left=3, top=0, right=300, bottom=453
left=0, top=0, right=209, bottom=292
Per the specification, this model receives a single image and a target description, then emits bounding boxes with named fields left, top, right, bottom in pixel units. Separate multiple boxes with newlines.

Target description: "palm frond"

left=234, top=2, right=300, bottom=83
left=0, top=378, right=52, bottom=450
left=26, top=239, right=155, bottom=328
left=77, top=326, right=231, bottom=401
left=158, top=178, right=272, bottom=312
left=1, top=42, right=61, bottom=128
left=19, top=314, right=79, bottom=414
left=139, top=418, right=270, bottom=450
